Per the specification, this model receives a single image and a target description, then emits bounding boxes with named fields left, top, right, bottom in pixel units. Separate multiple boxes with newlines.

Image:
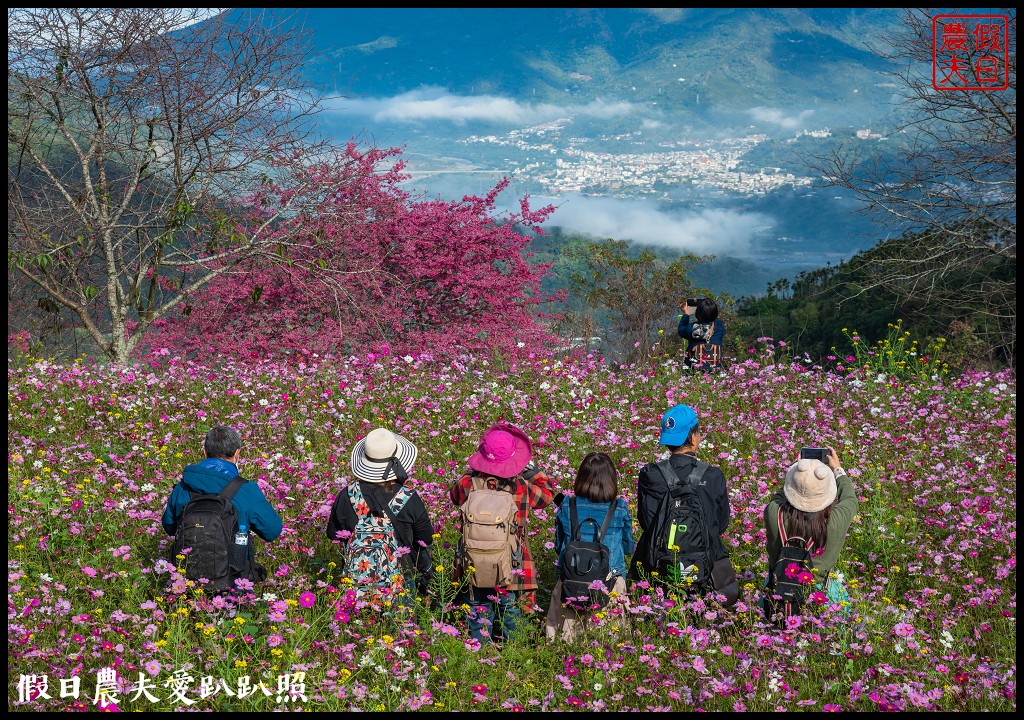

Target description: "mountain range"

left=220, top=8, right=911, bottom=297
left=238, top=8, right=905, bottom=131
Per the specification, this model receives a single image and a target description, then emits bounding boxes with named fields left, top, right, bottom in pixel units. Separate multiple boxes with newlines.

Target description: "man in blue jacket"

left=162, top=426, right=282, bottom=585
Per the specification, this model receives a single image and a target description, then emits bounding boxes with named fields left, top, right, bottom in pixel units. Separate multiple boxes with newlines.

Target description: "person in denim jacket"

left=545, top=452, right=635, bottom=642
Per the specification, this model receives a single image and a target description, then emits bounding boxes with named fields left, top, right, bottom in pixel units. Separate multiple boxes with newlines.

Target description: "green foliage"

left=559, top=238, right=712, bottom=361
left=839, top=319, right=951, bottom=382
left=733, top=231, right=1015, bottom=371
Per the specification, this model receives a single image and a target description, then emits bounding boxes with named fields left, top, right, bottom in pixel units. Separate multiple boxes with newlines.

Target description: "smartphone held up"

left=799, top=447, right=830, bottom=462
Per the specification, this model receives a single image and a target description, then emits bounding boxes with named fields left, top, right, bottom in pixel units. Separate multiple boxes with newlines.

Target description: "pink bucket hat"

left=468, top=422, right=533, bottom=478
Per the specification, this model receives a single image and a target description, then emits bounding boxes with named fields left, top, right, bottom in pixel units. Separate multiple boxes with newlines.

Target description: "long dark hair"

left=778, top=498, right=832, bottom=549
left=573, top=452, right=618, bottom=503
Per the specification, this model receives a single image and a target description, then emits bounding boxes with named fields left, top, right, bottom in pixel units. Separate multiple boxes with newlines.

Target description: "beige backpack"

left=459, top=475, right=521, bottom=588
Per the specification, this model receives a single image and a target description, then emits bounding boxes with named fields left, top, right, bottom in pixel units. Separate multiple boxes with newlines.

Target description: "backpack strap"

left=656, top=457, right=709, bottom=488
left=777, top=507, right=814, bottom=552
left=182, top=474, right=246, bottom=502
left=385, top=485, right=413, bottom=519
left=218, top=475, right=247, bottom=502
left=353, top=481, right=407, bottom=524
left=568, top=496, right=617, bottom=543
left=595, top=499, right=618, bottom=544
left=655, top=459, right=678, bottom=487
left=569, top=496, right=582, bottom=540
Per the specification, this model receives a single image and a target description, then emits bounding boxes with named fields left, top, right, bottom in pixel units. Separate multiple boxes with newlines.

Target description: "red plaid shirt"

left=450, top=471, right=555, bottom=594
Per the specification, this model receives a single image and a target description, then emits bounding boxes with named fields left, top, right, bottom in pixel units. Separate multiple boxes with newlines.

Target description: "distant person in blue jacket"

left=679, top=297, right=725, bottom=371
left=162, top=426, right=283, bottom=585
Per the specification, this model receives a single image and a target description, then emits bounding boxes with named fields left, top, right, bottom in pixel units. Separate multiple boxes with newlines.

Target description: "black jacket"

left=628, top=453, right=731, bottom=580
left=325, top=480, right=434, bottom=586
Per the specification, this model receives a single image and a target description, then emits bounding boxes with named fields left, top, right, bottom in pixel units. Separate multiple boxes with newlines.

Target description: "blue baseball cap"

left=659, top=404, right=698, bottom=446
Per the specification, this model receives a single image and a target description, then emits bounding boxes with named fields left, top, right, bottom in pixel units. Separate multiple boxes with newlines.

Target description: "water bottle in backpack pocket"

left=652, top=459, right=713, bottom=589
left=231, top=523, right=249, bottom=572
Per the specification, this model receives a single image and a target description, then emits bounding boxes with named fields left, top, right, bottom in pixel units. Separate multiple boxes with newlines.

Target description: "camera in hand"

left=799, top=447, right=829, bottom=462
left=686, top=298, right=699, bottom=307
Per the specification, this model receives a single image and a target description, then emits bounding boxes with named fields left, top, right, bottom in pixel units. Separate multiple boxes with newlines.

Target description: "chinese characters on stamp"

left=933, top=14, right=1010, bottom=91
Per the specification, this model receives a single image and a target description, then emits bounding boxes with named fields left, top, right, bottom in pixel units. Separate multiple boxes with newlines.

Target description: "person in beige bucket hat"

left=761, top=447, right=860, bottom=622
left=783, top=458, right=839, bottom=513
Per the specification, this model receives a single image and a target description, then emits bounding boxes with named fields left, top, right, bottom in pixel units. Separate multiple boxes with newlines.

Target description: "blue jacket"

left=554, top=496, right=636, bottom=578
left=162, top=458, right=283, bottom=543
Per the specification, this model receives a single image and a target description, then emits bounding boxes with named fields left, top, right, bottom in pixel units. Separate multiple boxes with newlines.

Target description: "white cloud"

left=747, top=106, right=816, bottom=131
left=324, top=87, right=643, bottom=125
left=641, top=8, right=687, bottom=23
left=542, top=194, right=772, bottom=257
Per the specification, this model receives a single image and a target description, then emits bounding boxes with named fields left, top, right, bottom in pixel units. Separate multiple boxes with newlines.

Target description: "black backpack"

left=764, top=507, right=816, bottom=626
left=170, top=475, right=247, bottom=591
left=649, top=458, right=713, bottom=588
left=560, top=497, right=618, bottom=611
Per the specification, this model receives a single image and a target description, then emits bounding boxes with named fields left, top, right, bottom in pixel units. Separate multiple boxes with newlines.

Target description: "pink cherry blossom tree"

left=146, top=143, right=561, bottom=360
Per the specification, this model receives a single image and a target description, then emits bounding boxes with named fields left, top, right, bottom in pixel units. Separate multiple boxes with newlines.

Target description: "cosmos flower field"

left=7, top=346, right=1016, bottom=711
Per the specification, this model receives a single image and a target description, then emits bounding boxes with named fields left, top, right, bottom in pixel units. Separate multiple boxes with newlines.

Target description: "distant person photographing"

left=679, top=297, right=725, bottom=372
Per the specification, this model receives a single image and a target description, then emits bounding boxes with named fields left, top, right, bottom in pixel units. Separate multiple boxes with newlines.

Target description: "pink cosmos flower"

left=893, top=622, right=915, bottom=637
left=299, top=591, right=316, bottom=608
left=268, top=634, right=284, bottom=647
left=82, top=566, right=98, bottom=578
left=797, top=570, right=815, bottom=584
left=784, top=563, right=801, bottom=579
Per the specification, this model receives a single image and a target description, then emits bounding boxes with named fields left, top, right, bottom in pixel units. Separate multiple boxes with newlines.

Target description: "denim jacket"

left=554, top=496, right=636, bottom=578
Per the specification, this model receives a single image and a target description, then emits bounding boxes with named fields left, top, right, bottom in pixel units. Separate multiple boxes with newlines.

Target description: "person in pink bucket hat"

left=449, top=421, right=556, bottom=646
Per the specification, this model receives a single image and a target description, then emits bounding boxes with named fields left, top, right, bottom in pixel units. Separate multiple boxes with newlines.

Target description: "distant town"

left=459, top=119, right=884, bottom=198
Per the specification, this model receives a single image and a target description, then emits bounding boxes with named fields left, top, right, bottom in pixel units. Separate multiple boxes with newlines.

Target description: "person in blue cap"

left=627, top=404, right=737, bottom=605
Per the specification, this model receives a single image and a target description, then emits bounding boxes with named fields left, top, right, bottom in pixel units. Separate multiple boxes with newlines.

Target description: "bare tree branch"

left=8, top=8, right=348, bottom=363
left=807, top=8, right=1016, bottom=363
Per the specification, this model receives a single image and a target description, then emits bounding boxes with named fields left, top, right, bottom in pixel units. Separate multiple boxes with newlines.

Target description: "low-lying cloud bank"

left=542, top=193, right=773, bottom=258
left=324, top=86, right=642, bottom=125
